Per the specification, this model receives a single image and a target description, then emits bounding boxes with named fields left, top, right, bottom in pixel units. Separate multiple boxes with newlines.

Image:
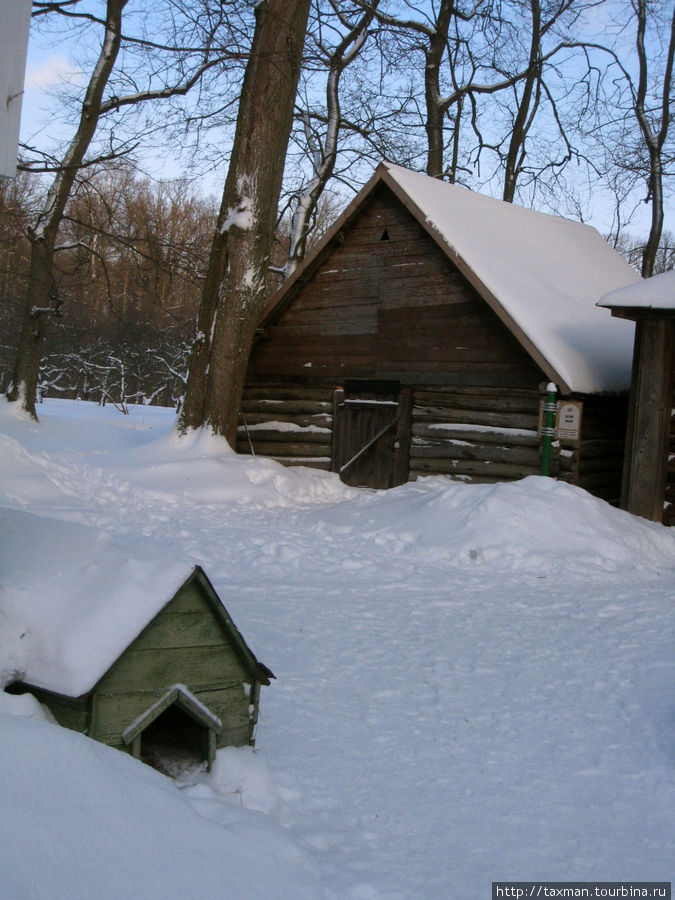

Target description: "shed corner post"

left=623, top=318, right=673, bottom=521
left=248, top=680, right=261, bottom=746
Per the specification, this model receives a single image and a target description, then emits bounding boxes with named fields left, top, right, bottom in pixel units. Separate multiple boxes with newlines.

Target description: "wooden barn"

left=6, top=559, right=273, bottom=775
left=240, top=163, right=639, bottom=501
left=598, top=270, right=675, bottom=524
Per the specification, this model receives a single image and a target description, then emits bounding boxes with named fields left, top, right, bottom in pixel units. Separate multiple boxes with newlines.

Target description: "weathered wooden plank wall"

left=556, top=396, right=627, bottom=503
left=19, top=689, right=90, bottom=733
left=248, top=185, right=543, bottom=388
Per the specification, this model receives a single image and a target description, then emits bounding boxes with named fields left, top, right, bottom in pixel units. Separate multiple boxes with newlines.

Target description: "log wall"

left=408, top=386, right=544, bottom=483
left=557, top=395, right=628, bottom=504
left=241, top=182, right=628, bottom=502
left=237, top=382, right=334, bottom=470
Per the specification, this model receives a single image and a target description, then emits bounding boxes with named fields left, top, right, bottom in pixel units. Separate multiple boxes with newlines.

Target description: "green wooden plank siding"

left=90, top=581, right=257, bottom=750
left=164, top=579, right=218, bottom=613
left=219, top=722, right=253, bottom=747
left=92, top=683, right=251, bottom=744
left=194, top=685, right=255, bottom=748
left=131, top=609, right=228, bottom=651
left=96, top=644, right=247, bottom=694
left=40, top=695, right=89, bottom=733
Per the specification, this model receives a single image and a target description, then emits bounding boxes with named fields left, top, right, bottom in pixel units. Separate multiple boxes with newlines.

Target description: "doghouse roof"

left=263, top=163, right=639, bottom=395
left=1, top=509, right=272, bottom=699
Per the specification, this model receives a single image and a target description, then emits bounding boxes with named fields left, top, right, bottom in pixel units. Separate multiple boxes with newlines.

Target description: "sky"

left=15, top=1, right=675, bottom=240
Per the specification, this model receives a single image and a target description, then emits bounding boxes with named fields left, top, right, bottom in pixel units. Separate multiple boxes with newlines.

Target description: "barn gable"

left=241, top=164, right=638, bottom=498
left=251, top=183, right=543, bottom=388
left=257, top=163, right=638, bottom=394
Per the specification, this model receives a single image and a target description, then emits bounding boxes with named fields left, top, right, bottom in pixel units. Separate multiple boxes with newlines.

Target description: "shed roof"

left=598, top=269, right=675, bottom=312
left=0, top=509, right=272, bottom=699
left=264, top=163, right=639, bottom=395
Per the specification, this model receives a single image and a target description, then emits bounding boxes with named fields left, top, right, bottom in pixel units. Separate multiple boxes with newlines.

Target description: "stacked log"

left=237, top=384, right=333, bottom=469
left=408, top=386, right=544, bottom=483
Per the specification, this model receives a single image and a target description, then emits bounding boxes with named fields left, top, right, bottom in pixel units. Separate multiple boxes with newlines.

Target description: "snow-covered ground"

left=1, top=398, right=673, bottom=899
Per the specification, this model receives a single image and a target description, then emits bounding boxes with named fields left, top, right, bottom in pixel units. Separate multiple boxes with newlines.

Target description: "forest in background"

left=2, top=0, right=673, bottom=412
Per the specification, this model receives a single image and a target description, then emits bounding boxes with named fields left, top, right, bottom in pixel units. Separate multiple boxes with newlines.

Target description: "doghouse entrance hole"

left=140, top=703, right=208, bottom=777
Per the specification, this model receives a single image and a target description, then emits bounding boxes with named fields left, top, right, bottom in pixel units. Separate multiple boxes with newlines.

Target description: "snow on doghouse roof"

left=0, top=508, right=196, bottom=698
left=264, top=163, right=639, bottom=395
left=598, top=269, right=675, bottom=311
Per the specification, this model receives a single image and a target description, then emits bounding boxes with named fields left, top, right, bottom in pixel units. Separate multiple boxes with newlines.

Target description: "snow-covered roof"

left=380, top=164, right=640, bottom=394
left=1, top=509, right=211, bottom=697
left=264, top=163, right=640, bottom=394
left=598, top=269, right=675, bottom=311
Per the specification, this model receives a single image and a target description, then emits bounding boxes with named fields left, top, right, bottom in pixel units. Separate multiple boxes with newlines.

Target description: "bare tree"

left=576, top=0, right=674, bottom=276
left=6, top=0, right=225, bottom=418
left=179, top=0, right=312, bottom=443
left=367, top=0, right=582, bottom=187
left=633, top=0, right=674, bottom=276
left=284, top=0, right=381, bottom=275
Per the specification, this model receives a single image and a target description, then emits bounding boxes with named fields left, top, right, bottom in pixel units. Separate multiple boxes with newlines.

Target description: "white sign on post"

left=557, top=401, right=583, bottom=445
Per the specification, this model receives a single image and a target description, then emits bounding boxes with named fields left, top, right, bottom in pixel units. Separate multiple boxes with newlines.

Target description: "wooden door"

left=332, top=381, right=411, bottom=489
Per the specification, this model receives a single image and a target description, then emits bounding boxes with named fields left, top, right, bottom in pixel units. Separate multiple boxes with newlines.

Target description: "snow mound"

left=0, top=398, right=357, bottom=513
left=1, top=397, right=674, bottom=897
left=105, top=423, right=358, bottom=509
left=179, top=745, right=284, bottom=815
left=311, top=475, right=675, bottom=573
left=0, top=715, right=321, bottom=899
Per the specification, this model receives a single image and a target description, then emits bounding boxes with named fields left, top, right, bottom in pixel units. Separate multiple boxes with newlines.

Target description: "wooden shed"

left=240, top=163, right=639, bottom=501
left=7, top=563, right=273, bottom=775
left=598, top=270, right=675, bottom=524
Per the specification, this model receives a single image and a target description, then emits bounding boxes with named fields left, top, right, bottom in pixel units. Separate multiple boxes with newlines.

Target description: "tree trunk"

left=179, top=0, right=311, bottom=444
left=424, top=0, right=454, bottom=179
left=502, top=0, right=541, bottom=203
left=642, top=153, right=665, bottom=279
left=6, top=0, right=127, bottom=417
left=634, top=0, right=674, bottom=278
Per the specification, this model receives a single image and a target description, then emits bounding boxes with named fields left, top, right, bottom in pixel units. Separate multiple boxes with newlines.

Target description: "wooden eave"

left=257, top=163, right=569, bottom=393
left=5, top=680, right=90, bottom=705
left=187, top=566, right=275, bottom=685
left=606, top=306, right=675, bottom=322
